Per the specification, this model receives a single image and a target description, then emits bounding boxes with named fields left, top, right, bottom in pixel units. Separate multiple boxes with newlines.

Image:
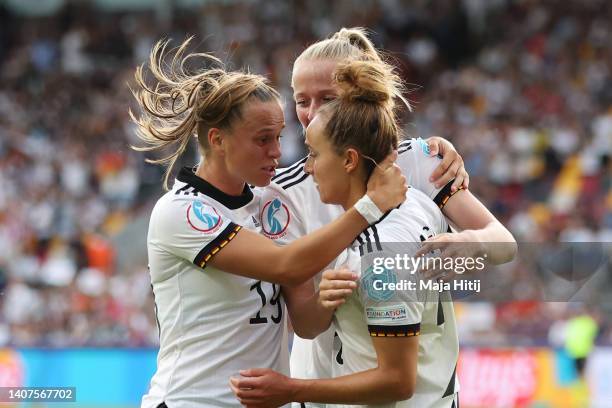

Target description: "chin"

left=317, top=191, right=334, bottom=205
left=249, top=175, right=272, bottom=187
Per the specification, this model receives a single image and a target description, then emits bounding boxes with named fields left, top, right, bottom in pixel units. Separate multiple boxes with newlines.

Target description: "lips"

left=262, top=165, right=277, bottom=176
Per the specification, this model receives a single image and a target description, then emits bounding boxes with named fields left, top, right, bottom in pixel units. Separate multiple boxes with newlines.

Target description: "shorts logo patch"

left=187, top=201, right=222, bottom=233
left=261, top=198, right=290, bottom=239
left=366, top=304, right=409, bottom=324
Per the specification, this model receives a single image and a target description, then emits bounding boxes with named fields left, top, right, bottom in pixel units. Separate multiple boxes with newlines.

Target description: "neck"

left=196, top=156, right=246, bottom=196
left=341, top=174, right=368, bottom=211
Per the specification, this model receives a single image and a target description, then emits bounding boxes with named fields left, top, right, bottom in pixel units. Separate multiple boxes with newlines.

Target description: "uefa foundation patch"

left=366, top=304, right=409, bottom=324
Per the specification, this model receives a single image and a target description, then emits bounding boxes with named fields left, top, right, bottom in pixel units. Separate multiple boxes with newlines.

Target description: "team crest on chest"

left=187, top=201, right=222, bottom=233
left=261, top=198, right=290, bottom=239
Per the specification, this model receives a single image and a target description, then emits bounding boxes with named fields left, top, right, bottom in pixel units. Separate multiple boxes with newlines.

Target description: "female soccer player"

left=260, top=28, right=516, bottom=403
left=232, top=52, right=459, bottom=408
left=131, top=38, right=408, bottom=408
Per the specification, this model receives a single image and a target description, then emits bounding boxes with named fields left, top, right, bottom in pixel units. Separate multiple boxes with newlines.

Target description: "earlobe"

left=344, top=148, right=360, bottom=173
left=208, top=128, right=224, bottom=153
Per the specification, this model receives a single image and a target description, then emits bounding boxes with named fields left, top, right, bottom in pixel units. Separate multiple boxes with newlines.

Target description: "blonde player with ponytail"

left=232, top=53, right=461, bottom=408
left=131, top=37, right=408, bottom=408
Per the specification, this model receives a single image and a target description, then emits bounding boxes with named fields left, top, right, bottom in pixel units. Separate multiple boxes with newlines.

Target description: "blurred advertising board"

left=459, top=347, right=612, bottom=408
left=0, top=347, right=610, bottom=407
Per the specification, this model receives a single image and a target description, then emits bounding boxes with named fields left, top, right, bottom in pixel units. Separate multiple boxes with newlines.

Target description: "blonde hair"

left=130, top=37, right=280, bottom=189
left=296, top=27, right=381, bottom=66
left=321, top=58, right=409, bottom=176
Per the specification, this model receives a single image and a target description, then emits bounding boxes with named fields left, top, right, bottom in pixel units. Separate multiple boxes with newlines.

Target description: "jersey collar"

left=177, top=167, right=254, bottom=209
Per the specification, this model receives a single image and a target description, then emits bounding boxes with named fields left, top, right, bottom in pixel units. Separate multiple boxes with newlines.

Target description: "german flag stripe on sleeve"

left=368, top=323, right=421, bottom=337
left=193, top=223, right=242, bottom=269
left=433, top=180, right=465, bottom=210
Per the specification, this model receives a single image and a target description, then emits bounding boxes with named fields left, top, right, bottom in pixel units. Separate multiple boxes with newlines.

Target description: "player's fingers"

left=462, top=170, right=470, bottom=189
left=239, top=368, right=268, bottom=377
left=429, top=155, right=453, bottom=184
left=451, top=169, right=468, bottom=192
left=320, top=279, right=357, bottom=291
left=229, top=378, right=242, bottom=395
left=377, top=150, right=398, bottom=171
left=321, top=299, right=346, bottom=309
left=435, top=159, right=461, bottom=188
left=322, top=269, right=358, bottom=282
left=321, top=289, right=353, bottom=300
left=427, top=139, right=440, bottom=156
left=415, top=239, right=449, bottom=257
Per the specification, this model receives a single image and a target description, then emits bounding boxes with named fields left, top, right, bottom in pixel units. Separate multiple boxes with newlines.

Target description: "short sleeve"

left=259, top=181, right=308, bottom=245
left=153, top=198, right=242, bottom=269
left=358, top=244, right=424, bottom=338
left=397, top=138, right=462, bottom=209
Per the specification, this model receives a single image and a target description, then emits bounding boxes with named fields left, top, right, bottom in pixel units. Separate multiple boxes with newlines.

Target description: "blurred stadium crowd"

left=0, top=0, right=610, bottom=347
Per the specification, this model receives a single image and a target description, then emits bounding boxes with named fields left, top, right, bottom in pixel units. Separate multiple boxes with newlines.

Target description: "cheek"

left=296, top=106, right=309, bottom=128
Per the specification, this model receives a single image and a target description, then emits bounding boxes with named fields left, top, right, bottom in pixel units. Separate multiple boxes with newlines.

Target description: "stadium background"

left=0, top=0, right=610, bottom=406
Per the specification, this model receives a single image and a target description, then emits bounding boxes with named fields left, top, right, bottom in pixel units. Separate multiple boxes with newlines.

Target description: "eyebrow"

left=294, top=89, right=336, bottom=98
left=255, top=125, right=285, bottom=134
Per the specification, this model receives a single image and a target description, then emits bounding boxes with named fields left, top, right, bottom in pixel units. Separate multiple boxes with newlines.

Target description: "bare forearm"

left=291, top=368, right=411, bottom=404
left=467, top=221, right=517, bottom=264
left=278, top=208, right=368, bottom=286
left=287, top=292, right=333, bottom=339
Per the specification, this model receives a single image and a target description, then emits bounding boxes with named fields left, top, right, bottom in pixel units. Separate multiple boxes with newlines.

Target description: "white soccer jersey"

left=259, top=138, right=458, bottom=408
left=332, top=188, right=459, bottom=408
left=142, top=167, right=289, bottom=408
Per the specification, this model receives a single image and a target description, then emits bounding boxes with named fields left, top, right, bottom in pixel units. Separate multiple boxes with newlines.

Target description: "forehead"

left=292, top=59, right=338, bottom=93
left=305, top=113, right=328, bottom=146
left=238, top=100, right=285, bottom=129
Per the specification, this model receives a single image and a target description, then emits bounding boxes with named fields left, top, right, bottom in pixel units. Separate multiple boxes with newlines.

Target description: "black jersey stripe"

left=274, top=165, right=305, bottom=186
left=442, top=364, right=457, bottom=398
left=398, top=139, right=412, bottom=148
left=368, top=323, right=420, bottom=337
left=398, top=139, right=412, bottom=154
left=363, top=228, right=373, bottom=254
left=370, top=225, right=383, bottom=251
left=355, top=235, right=365, bottom=256
left=433, top=181, right=465, bottom=209
left=182, top=186, right=198, bottom=196
left=281, top=172, right=309, bottom=190
left=437, top=296, right=445, bottom=325
left=272, top=156, right=308, bottom=183
left=175, top=184, right=191, bottom=195
left=272, top=156, right=307, bottom=181
left=193, top=223, right=242, bottom=269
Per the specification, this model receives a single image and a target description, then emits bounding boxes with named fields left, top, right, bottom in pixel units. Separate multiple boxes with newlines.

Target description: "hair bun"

left=334, top=60, right=395, bottom=108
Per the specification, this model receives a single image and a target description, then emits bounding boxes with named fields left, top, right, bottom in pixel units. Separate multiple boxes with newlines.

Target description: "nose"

left=307, top=102, right=320, bottom=124
left=269, top=138, right=281, bottom=160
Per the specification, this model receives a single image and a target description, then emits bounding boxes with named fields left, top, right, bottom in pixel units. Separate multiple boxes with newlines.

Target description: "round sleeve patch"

left=187, top=201, right=222, bottom=233
left=260, top=198, right=290, bottom=239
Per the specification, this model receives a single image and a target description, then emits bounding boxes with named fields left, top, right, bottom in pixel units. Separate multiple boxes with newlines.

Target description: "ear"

left=208, top=128, right=224, bottom=154
left=344, top=147, right=360, bottom=173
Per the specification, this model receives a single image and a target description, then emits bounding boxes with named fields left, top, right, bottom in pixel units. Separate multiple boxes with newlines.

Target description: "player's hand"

left=230, top=368, right=293, bottom=408
left=318, top=267, right=358, bottom=310
left=415, top=231, right=486, bottom=281
left=366, top=151, right=407, bottom=212
left=426, top=136, right=469, bottom=192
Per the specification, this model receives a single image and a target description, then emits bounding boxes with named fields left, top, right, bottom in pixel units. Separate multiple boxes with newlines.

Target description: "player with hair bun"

left=257, top=28, right=516, bottom=407
left=232, top=51, right=460, bottom=408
